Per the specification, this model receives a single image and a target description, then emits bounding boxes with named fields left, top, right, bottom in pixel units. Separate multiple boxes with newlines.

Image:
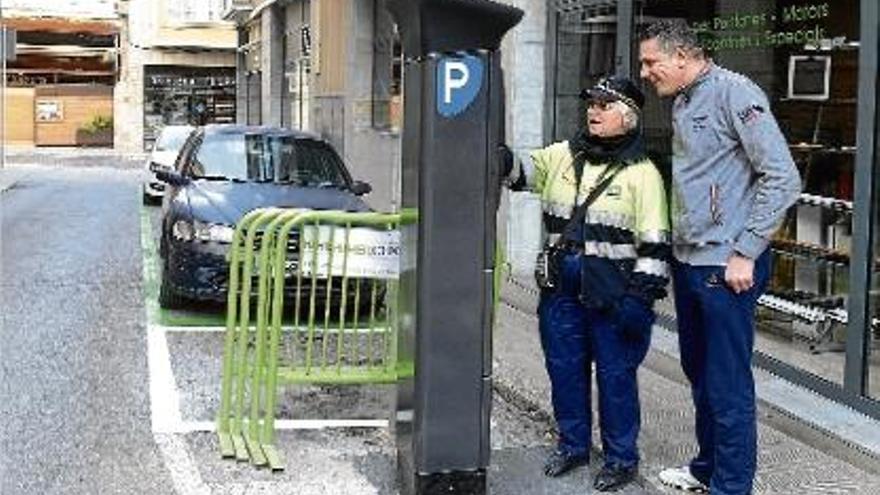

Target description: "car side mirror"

left=156, top=168, right=190, bottom=187
left=351, top=180, right=372, bottom=196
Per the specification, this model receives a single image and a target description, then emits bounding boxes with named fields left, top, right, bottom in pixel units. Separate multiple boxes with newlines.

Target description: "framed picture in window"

left=36, top=100, right=63, bottom=122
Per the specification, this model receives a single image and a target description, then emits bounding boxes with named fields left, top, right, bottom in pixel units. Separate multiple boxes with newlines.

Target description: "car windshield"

left=190, top=133, right=350, bottom=187
left=155, top=127, right=192, bottom=152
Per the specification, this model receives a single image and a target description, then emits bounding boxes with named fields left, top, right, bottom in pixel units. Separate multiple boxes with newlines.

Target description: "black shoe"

left=593, top=464, right=637, bottom=492
left=543, top=450, right=588, bottom=477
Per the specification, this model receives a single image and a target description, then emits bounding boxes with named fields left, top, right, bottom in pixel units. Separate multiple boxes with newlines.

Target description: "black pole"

left=387, top=1, right=522, bottom=494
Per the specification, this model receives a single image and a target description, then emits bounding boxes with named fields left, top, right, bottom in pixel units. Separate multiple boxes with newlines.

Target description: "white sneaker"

left=658, top=465, right=709, bottom=493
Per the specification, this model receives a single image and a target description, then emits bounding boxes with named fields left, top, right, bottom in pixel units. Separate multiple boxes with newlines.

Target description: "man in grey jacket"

left=638, top=19, right=801, bottom=495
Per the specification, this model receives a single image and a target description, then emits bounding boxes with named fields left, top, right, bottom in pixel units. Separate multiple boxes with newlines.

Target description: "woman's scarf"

left=568, top=128, right=647, bottom=166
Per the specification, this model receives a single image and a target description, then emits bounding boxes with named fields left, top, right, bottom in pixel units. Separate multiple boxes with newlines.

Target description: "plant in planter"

left=76, top=115, right=114, bottom=146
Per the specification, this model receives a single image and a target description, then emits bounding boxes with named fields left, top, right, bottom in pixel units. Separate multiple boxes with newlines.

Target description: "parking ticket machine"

left=387, top=1, right=522, bottom=493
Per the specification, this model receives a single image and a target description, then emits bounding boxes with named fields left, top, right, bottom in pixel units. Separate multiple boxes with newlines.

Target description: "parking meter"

left=387, top=1, right=522, bottom=494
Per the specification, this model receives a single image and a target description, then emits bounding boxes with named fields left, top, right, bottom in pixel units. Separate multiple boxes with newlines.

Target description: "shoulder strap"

left=556, top=161, right=626, bottom=246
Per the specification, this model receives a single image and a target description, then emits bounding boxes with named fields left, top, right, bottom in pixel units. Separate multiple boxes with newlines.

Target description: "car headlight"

left=195, top=221, right=235, bottom=243
left=172, top=220, right=194, bottom=241
left=173, top=220, right=234, bottom=243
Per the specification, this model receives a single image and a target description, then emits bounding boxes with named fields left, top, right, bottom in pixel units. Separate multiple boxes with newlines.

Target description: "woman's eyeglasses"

left=587, top=99, right=614, bottom=111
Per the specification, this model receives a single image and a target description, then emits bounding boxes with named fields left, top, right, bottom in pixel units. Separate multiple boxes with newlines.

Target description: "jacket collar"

left=676, top=60, right=716, bottom=104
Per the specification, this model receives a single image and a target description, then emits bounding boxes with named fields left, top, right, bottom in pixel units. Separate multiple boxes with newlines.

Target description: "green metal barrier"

left=216, top=208, right=401, bottom=470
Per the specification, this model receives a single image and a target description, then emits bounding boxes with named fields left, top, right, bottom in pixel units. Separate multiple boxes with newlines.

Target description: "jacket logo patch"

left=692, top=114, right=709, bottom=132
left=605, top=185, right=622, bottom=197
left=736, top=105, right=765, bottom=125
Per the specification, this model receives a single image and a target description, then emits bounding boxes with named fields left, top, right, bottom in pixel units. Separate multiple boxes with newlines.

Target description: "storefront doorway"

left=143, top=66, right=236, bottom=150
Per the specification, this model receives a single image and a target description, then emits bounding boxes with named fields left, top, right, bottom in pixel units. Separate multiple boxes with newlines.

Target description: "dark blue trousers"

left=537, top=252, right=651, bottom=468
left=671, top=251, right=771, bottom=495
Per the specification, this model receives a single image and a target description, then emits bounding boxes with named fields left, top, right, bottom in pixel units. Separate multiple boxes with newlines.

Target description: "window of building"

left=550, top=2, right=617, bottom=142
left=167, top=0, right=225, bottom=24
left=372, top=0, right=402, bottom=132
left=284, top=2, right=311, bottom=130
left=143, top=66, right=236, bottom=149
left=635, top=0, right=868, bottom=393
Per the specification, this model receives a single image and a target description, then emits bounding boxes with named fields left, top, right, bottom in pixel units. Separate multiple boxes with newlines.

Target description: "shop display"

left=142, top=67, right=236, bottom=149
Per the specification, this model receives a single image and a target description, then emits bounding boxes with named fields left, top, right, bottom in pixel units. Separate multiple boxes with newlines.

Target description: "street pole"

left=389, top=1, right=522, bottom=493
left=1, top=26, right=15, bottom=170
left=2, top=25, right=7, bottom=170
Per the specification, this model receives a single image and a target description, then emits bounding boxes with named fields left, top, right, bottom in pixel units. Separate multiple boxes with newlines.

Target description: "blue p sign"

left=436, top=54, right=483, bottom=118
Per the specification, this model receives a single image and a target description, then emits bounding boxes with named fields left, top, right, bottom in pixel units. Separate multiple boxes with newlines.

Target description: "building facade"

left=1, top=1, right=119, bottom=147
left=546, top=0, right=880, bottom=420
left=114, top=0, right=238, bottom=151
left=231, top=0, right=880, bottom=418
left=223, top=0, right=402, bottom=211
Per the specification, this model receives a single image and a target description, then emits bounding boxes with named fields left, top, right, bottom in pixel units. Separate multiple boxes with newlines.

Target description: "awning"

left=15, top=43, right=116, bottom=58
left=0, top=17, right=119, bottom=37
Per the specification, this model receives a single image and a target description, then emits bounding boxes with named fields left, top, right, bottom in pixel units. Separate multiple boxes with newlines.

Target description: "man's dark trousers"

left=538, top=252, right=652, bottom=467
left=671, top=250, right=771, bottom=495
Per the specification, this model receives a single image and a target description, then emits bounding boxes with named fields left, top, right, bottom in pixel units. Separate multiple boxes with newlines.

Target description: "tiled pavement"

left=495, top=275, right=880, bottom=494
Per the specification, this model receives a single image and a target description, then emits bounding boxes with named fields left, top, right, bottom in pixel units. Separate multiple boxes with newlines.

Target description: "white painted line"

left=162, top=325, right=226, bottom=333
left=178, top=419, right=390, bottom=433
left=161, top=324, right=392, bottom=334
left=148, top=323, right=185, bottom=433
left=155, top=433, right=212, bottom=495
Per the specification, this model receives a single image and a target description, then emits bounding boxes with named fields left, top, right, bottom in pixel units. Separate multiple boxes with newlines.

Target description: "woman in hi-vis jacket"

left=509, top=76, right=670, bottom=492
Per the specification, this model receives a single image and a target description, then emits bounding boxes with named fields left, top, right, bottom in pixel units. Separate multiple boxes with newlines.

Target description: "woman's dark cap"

left=580, top=76, right=645, bottom=111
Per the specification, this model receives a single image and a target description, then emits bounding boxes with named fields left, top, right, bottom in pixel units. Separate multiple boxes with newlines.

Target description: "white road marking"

left=162, top=325, right=392, bottom=334
left=179, top=419, right=390, bottom=433
left=148, top=323, right=185, bottom=433
left=155, top=433, right=212, bottom=495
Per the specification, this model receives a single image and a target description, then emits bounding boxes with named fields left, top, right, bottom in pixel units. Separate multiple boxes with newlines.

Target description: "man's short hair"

left=640, top=19, right=705, bottom=59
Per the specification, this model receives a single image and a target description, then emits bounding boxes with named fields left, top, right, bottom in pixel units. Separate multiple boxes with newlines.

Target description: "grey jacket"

left=671, top=63, right=802, bottom=265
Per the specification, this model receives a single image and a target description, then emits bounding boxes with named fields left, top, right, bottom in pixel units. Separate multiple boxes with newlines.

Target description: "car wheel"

left=159, top=259, right=186, bottom=309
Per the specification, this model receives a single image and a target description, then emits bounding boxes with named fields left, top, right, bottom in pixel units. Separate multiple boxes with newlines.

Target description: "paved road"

left=1, top=163, right=175, bottom=493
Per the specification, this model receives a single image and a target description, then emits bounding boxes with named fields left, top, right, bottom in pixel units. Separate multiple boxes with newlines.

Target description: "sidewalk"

left=1, top=147, right=147, bottom=194
left=0, top=164, right=32, bottom=194
left=494, top=275, right=880, bottom=494
left=2, top=146, right=146, bottom=169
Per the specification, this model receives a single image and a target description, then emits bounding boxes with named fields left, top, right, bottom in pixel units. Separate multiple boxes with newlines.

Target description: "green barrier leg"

left=218, top=208, right=275, bottom=458
left=336, top=224, right=352, bottom=373
left=246, top=210, right=303, bottom=466
left=230, top=209, right=282, bottom=461
left=258, top=215, right=311, bottom=471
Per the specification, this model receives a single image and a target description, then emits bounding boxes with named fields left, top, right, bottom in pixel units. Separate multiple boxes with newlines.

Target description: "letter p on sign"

left=437, top=54, right=484, bottom=118
left=444, top=62, right=469, bottom=104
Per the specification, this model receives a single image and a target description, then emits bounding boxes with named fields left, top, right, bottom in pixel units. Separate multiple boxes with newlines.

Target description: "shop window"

left=551, top=3, right=617, bottom=142
left=143, top=66, right=236, bottom=149
left=872, top=180, right=880, bottom=402
left=167, top=0, right=226, bottom=23
left=635, top=0, right=862, bottom=388
left=372, top=0, right=402, bottom=132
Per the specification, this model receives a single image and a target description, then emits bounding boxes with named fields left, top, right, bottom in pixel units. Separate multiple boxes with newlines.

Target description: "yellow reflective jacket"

left=530, top=140, right=671, bottom=306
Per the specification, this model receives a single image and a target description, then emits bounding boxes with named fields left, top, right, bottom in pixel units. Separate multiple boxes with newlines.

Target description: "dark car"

left=156, top=125, right=373, bottom=309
